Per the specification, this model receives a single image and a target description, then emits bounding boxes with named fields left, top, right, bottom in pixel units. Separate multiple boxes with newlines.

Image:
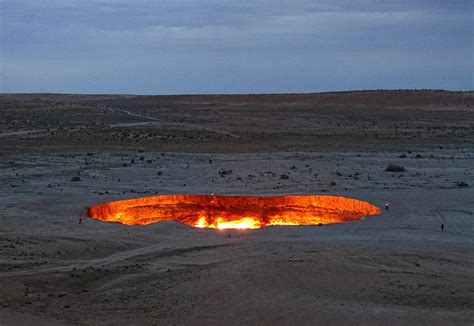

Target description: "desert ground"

left=0, top=90, right=473, bottom=325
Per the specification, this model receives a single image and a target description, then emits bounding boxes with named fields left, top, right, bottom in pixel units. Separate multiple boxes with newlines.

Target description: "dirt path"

left=0, top=130, right=47, bottom=138
left=107, top=106, right=241, bottom=138
left=0, top=243, right=230, bottom=277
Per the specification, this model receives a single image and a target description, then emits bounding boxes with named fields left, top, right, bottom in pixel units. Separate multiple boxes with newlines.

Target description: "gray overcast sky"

left=0, top=0, right=473, bottom=94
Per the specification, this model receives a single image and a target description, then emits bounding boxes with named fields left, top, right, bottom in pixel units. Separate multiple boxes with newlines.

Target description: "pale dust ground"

left=0, top=150, right=473, bottom=325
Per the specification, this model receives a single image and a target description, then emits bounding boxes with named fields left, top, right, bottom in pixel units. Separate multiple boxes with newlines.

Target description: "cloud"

left=0, top=0, right=472, bottom=93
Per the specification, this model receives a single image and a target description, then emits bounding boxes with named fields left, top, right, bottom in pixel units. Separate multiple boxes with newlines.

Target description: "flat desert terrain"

left=0, top=91, right=473, bottom=325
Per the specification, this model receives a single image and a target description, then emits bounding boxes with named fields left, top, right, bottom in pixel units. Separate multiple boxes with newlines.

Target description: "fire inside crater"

left=87, top=195, right=381, bottom=229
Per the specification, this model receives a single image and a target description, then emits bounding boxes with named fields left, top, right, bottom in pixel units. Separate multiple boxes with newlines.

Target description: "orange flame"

left=87, top=195, right=381, bottom=229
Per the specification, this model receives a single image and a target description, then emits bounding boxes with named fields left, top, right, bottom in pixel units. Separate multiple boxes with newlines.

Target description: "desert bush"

left=218, top=169, right=232, bottom=177
left=385, top=164, right=406, bottom=172
left=455, top=181, right=469, bottom=188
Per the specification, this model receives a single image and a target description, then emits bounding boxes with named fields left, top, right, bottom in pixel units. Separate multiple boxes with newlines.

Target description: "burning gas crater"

left=88, top=195, right=381, bottom=229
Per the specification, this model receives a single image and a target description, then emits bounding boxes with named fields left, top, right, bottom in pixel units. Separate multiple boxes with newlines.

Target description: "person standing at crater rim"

left=209, top=192, right=216, bottom=222
left=441, top=223, right=445, bottom=231
left=385, top=202, right=389, bottom=211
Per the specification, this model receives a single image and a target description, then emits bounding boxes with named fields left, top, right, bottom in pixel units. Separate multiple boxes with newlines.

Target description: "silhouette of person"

left=441, top=223, right=444, bottom=231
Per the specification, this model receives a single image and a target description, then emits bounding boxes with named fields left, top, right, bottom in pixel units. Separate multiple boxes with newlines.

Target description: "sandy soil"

left=0, top=91, right=473, bottom=325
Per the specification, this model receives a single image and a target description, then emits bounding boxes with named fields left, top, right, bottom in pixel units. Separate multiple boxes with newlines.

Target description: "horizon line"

left=1, top=88, right=473, bottom=97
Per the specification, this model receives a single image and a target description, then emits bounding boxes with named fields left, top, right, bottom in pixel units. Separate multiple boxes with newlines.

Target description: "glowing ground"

left=88, top=195, right=381, bottom=229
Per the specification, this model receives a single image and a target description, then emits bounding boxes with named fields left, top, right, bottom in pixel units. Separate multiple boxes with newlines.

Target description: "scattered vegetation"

left=385, top=164, right=406, bottom=172
left=455, top=181, right=469, bottom=188
left=218, top=169, right=232, bottom=177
